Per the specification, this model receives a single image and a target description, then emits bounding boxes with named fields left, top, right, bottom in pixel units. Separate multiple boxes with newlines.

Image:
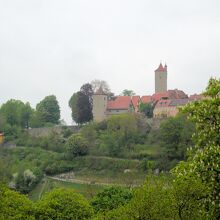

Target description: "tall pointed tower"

left=155, top=63, right=167, bottom=93
left=92, top=87, right=108, bottom=122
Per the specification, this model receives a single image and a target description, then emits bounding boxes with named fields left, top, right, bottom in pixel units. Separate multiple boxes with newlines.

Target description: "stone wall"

left=28, top=126, right=79, bottom=137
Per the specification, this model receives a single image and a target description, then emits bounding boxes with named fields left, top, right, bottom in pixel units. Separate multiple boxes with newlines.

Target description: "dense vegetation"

left=0, top=95, right=60, bottom=142
left=0, top=78, right=219, bottom=219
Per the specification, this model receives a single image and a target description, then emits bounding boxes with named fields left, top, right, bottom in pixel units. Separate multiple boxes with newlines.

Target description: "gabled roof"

left=141, top=95, right=152, bottom=104
left=155, top=98, right=190, bottom=109
left=107, top=96, right=133, bottom=110
left=189, top=94, right=203, bottom=101
left=131, top=96, right=141, bottom=108
left=151, top=89, right=188, bottom=101
left=167, top=89, right=188, bottom=99
left=155, top=63, right=166, bottom=72
left=152, top=92, right=168, bottom=101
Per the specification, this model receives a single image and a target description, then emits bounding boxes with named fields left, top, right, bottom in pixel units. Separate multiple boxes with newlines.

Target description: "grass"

left=29, top=177, right=105, bottom=201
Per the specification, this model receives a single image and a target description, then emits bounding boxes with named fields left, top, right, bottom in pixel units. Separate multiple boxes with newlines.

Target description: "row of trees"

left=0, top=95, right=60, bottom=140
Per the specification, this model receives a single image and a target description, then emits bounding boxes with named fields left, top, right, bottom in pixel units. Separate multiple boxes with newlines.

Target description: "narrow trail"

left=47, top=176, right=139, bottom=187
left=85, top=155, right=140, bottom=163
left=38, top=178, right=48, bottom=199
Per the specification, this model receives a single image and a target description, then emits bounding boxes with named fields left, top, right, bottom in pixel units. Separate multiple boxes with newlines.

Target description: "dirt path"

left=47, top=176, right=139, bottom=187
left=85, top=155, right=140, bottom=162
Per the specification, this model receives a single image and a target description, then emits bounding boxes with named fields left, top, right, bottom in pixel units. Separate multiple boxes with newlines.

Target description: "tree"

left=36, top=95, right=60, bottom=125
left=91, top=186, right=133, bottom=214
left=0, top=99, right=25, bottom=127
left=0, top=99, right=34, bottom=140
left=35, top=188, right=93, bottom=219
left=77, top=91, right=93, bottom=123
left=65, top=134, right=89, bottom=158
left=173, top=78, right=220, bottom=218
left=80, top=83, right=93, bottom=105
left=159, top=114, right=195, bottom=161
left=20, top=102, right=33, bottom=129
left=107, top=114, right=138, bottom=148
left=69, top=91, right=93, bottom=124
left=0, top=184, right=35, bottom=220
left=69, top=92, right=79, bottom=123
left=95, top=175, right=209, bottom=220
left=120, top=89, right=135, bottom=96
left=139, top=103, right=154, bottom=118
left=91, top=79, right=111, bottom=94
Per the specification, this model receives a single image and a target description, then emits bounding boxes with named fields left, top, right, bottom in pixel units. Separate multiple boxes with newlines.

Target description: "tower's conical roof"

left=155, top=63, right=166, bottom=72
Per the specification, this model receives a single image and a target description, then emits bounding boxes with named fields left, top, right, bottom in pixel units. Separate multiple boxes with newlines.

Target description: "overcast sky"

left=0, top=0, right=220, bottom=124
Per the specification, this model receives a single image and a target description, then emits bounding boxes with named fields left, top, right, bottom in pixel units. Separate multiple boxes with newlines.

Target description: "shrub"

left=91, top=186, right=133, bottom=213
left=65, top=134, right=89, bottom=158
left=35, top=188, right=93, bottom=219
left=0, top=184, right=35, bottom=220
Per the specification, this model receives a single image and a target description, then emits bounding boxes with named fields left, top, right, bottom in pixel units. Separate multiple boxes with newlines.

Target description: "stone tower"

left=92, top=87, right=108, bottom=122
left=155, top=63, right=167, bottom=93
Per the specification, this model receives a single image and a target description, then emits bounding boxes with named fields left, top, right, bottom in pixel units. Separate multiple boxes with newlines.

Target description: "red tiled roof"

left=107, top=96, right=133, bottom=110
left=189, top=94, right=203, bottom=101
left=131, top=96, right=140, bottom=108
left=151, top=89, right=188, bottom=101
left=155, top=63, right=166, bottom=72
left=155, top=99, right=190, bottom=109
left=167, top=89, right=188, bottom=99
left=141, top=96, right=152, bottom=104
left=152, top=92, right=168, bottom=101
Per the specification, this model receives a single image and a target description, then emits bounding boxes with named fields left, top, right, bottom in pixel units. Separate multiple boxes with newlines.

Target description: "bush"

left=0, top=184, right=35, bottom=220
left=91, top=186, right=133, bottom=213
left=35, top=188, right=93, bottom=219
left=15, top=169, right=43, bottom=194
left=65, top=134, right=89, bottom=158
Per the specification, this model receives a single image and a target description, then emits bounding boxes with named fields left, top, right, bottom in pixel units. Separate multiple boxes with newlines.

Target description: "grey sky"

left=0, top=0, right=220, bottom=124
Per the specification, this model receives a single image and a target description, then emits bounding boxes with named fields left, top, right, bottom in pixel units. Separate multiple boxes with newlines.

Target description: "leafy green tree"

left=91, top=186, right=132, bottom=214
left=172, top=166, right=211, bottom=220
left=65, top=134, right=89, bottom=158
left=80, top=83, right=93, bottom=105
left=69, top=91, right=92, bottom=124
left=0, top=99, right=22, bottom=126
left=0, top=184, right=35, bottom=220
left=20, top=102, right=33, bottom=128
left=35, top=188, right=93, bottom=220
left=0, top=99, right=32, bottom=128
left=159, top=114, right=195, bottom=160
left=69, top=92, right=79, bottom=123
left=120, top=89, right=135, bottom=96
left=139, top=103, right=154, bottom=118
left=36, top=95, right=60, bottom=125
left=77, top=91, right=93, bottom=123
left=95, top=175, right=209, bottom=220
left=173, top=78, right=220, bottom=218
left=107, top=114, right=138, bottom=148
